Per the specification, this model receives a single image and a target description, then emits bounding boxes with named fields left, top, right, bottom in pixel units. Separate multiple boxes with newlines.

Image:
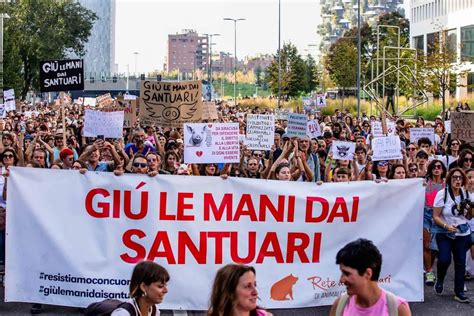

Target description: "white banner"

left=410, top=128, right=435, bottom=145
left=83, top=110, right=124, bottom=138
left=331, top=141, right=355, bottom=160
left=183, top=123, right=240, bottom=163
left=372, top=136, right=403, bottom=161
left=306, top=120, right=321, bottom=139
left=287, top=113, right=308, bottom=138
left=245, top=114, right=275, bottom=150
left=371, top=120, right=396, bottom=137
left=6, top=168, right=424, bottom=309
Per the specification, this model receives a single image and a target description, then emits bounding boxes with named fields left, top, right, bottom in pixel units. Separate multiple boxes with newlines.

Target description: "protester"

left=329, top=238, right=411, bottom=316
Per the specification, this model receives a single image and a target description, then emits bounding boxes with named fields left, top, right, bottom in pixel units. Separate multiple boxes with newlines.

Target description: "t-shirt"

left=343, top=289, right=408, bottom=316
left=433, top=188, right=471, bottom=236
left=425, top=180, right=444, bottom=208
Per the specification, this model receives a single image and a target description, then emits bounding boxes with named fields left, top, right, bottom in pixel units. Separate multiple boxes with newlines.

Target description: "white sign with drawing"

left=372, top=136, right=403, bottom=161
left=332, top=141, right=355, bottom=160
left=83, top=110, right=124, bottom=138
left=306, top=120, right=321, bottom=138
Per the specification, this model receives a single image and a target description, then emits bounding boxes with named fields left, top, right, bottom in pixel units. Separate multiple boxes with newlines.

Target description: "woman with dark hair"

left=407, top=162, right=418, bottom=179
left=197, top=163, right=219, bottom=176
left=432, top=168, right=472, bottom=303
left=442, top=139, right=461, bottom=169
left=108, top=261, right=169, bottom=315
left=416, top=116, right=425, bottom=127
left=449, top=149, right=473, bottom=171
left=163, top=151, right=180, bottom=174
left=208, top=264, right=271, bottom=316
left=388, top=164, right=407, bottom=179
left=422, top=159, right=446, bottom=286
left=371, top=160, right=389, bottom=181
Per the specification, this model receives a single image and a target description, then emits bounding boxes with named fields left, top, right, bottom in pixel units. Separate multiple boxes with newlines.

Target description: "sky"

left=115, top=0, right=322, bottom=74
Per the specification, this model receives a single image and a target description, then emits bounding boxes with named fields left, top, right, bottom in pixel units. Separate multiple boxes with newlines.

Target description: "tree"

left=4, top=0, right=97, bottom=98
left=266, top=42, right=306, bottom=99
left=325, top=38, right=357, bottom=108
left=255, top=65, right=263, bottom=87
left=304, top=54, right=318, bottom=93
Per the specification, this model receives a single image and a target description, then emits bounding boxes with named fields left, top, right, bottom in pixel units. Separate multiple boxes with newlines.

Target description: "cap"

left=59, top=148, right=74, bottom=160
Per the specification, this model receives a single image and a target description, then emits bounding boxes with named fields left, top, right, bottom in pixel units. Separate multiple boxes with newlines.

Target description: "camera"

left=451, top=199, right=474, bottom=218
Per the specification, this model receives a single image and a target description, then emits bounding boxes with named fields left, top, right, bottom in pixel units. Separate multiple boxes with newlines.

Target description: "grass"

left=212, top=82, right=271, bottom=98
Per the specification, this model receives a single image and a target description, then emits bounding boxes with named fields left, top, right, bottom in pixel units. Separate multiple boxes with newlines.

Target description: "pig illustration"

left=270, top=274, right=298, bottom=301
left=187, top=125, right=208, bottom=147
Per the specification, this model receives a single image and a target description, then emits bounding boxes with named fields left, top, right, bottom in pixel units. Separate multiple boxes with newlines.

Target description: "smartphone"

left=97, top=135, right=105, bottom=141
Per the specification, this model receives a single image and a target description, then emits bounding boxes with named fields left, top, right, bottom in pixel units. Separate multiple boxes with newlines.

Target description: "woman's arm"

left=433, top=206, right=457, bottom=233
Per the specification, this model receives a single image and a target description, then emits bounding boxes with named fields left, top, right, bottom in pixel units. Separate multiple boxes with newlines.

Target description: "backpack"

left=335, top=290, right=398, bottom=316
left=85, top=299, right=136, bottom=316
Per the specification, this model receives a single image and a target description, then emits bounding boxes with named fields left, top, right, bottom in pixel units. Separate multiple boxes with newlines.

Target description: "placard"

left=410, top=127, right=435, bottom=145
left=202, top=102, right=219, bottom=121
left=83, top=110, right=124, bottom=139
left=372, top=136, right=403, bottom=161
left=83, top=97, right=97, bottom=107
left=316, top=94, right=326, bottom=107
left=307, top=120, right=321, bottom=139
left=451, top=112, right=474, bottom=143
left=245, top=114, right=275, bottom=150
left=124, top=94, right=137, bottom=100
left=287, top=113, right=308, bottom=138
left=183, top=123, right=239, bottom=163
left=331, top=141, right=355, bottom=160
left=4, top=89, right=16, bottom=112
left=140, top=80, right=203, bottom=128
left=95, top=93, right=114, bottom=108
left=275, top=108, right=291, bottom=120
left=0, top=104, right=6, bottom=118
left=371, top=120, right=396, bottom=137
left=444, top=120, right=451, bottom=134
left=116, top=98, right=137, bottom=129
left=39, top=59, right=84, bottom=92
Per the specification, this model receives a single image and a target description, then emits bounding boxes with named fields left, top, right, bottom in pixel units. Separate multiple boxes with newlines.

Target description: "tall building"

left=409, top=0, right=474, bottom=99
left=70, top=0, right=116, bottom=77
left=318, top=0, right=404, bottom=53
left=167, top=30, right=209, bottom=75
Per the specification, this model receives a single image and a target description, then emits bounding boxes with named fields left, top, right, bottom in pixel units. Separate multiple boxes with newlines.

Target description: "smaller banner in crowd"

left=116, top=97, right=137, bottom=129
left=332, top=141, right=355, bottom=160
left=4, top=89, right=16, bottom=112
left=39, top=59, right=84, bottom=92
left=183, top=123, right=239, bottom=163
left=124, top=94, right=137, bottom=100
left=139, top=80, right=203, bottom=128
left=371, top=120, right=396, bottom=137
left=372, top=135, right=403, bottom=161
left=274, top=108, right=291, bottom=120
left=83, top=97, right=96, bottom=107
left=287, top=113, right=308, bottom=138
left=451, top=111, right=474, bottom=143
left=0, top=104, right=6, bottom=118
left=410, top=127, right=435, bottom=145
left=83, top=110, right=124, bottom=139
left=201, top=102, right=219, bottom=121
left=306, top=120, right=321, bottom=139
left=245, top=114, right=275, bottom=150
left=95, top=93, right=114, bottom=108
left=315, top=94, right=326, bottom=108
left=444, top=120, right=451, bottom=134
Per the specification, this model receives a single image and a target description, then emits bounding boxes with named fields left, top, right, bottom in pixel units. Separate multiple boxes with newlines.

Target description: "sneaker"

left=434, top=280, right=444, bottom=295
left=454, top=292, right=471, bottom=303
left=425, top=271, right=436, bottom=286
left=464, top=284, right=468, bottom=292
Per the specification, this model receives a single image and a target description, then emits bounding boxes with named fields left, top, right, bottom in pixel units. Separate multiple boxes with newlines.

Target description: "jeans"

left=436, top=233, right=471, bottom=295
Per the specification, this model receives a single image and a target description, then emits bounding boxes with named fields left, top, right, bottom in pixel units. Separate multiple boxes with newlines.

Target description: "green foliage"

left=4, top=0, right=97, bottom=98
left=304, top=54, right=318, bottom=93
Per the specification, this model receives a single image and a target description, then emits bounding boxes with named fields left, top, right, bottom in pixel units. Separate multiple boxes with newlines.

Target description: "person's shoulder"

left=111, top=308, right=132, bottom=316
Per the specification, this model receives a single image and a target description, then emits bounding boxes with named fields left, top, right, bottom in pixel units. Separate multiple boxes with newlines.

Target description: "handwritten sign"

left=140, top=80, right=203, bottom=128
left=0, top=104, right=6, bottom=118
left=451, top=112, right=474, bottom=143
left=39, top=59, right=84, bottom=92
left=316, top=94, right=326, bottom=107
left=287, top=113, right=308, bottom=138
left=410, top=127, right=435, bottom=144
left=372, top=136, right=403, bottom=161
left=4, top=89, right=15, bottom=112
left=371, top=120, right=396, bottom=137
left=183, top=123, right=239, bottom=163
left=444, top=120, right=451, bottom=134
left=83, top=97, right=97, bottom=107
left=96, top=93, right=114, bottom=108
left=116, top=98, right=137, bottom=129
left=307, top=120, right=321, bottom=138
left=245, top=114, right=275, bottom=150
left=202, top=102, right=219, bottom=121
left=332, top=141, right=355, bottom=160
left=83, top=110, right=124, bottom=139
left=274, top=108, right=291, bottom=120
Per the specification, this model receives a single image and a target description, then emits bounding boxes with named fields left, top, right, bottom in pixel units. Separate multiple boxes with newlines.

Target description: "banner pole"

left=60, top=91, right=66, bottom=148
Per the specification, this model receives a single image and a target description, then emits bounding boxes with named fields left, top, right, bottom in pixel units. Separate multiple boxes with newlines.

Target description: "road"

left=0, top=265, right=473, bottom=315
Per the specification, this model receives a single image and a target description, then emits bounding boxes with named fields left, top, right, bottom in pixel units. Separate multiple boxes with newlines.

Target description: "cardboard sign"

left=83, top=110, right=124, bottom=138
left=451, top=112, right=474, bottom=143
left=116, top=98, right=137, bottom=129
left=202, top=102, right=219, bottom=120
left=444, top=120, right=451, bottom=134
left=96, top=93, right=114, bottom=108
left=371, top=120, right=396, bottom=137
left=245, top=114, right=275, bottom=150
left=287, top=113, right=308, bottom=138
left=307, top=120, right=321, bottom=139
left=332, top=141, right=355, bottom=160
left=140, top=80, right=203, bottom=128
left=410, top=127, right=435, bottom=145
left=4, top=89, right=16, bottom=112
left=316, top=94, right=326, bottom=107
left=183, top=123, right=239, bottom=163
left=372, top=136, right=403, bottom=161
left=39, top=59, right=84, bottom=92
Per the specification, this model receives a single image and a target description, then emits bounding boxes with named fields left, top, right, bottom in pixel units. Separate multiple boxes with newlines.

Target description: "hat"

left=435, top=115, right=442, bottom=120
left=60, top=148, right=74, bottom=160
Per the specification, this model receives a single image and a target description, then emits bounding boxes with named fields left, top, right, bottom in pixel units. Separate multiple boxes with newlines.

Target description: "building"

left=211, top=52, right=234, bottom=73
left=318, top=0, right=404, bottom=53
left=409, top=0, right=474, bottom=99
left=243, top=54, right=273, bottom=73
left=167, top=30, right=209, bottom=76
left=70, top=0, right=116, bottom=77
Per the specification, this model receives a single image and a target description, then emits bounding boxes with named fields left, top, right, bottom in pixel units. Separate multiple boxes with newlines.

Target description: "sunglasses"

left=253, top=154, right=263, bottom=157
left=433, top=164, right=443, bottom=170
left=407, top=148, right=416, bottom=151
left=3, top=154, right=14, bottom=158
left=451, top=142, right=459, bottom=146
left=379, top=161, right=389, bottom=167
left=465, top=158, right=472, bottom=162
left=409, top=168, right=418, bottom=172
left=452, top=175, right=463, bottom=181
left=133, top=162, right=148, bottom=168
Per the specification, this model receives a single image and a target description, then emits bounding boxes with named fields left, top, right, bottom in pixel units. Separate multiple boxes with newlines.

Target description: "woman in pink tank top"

left=329, top=239, right=411, bottom=316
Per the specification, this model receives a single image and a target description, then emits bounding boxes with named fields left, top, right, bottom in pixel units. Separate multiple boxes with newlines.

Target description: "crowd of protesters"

left=0, top=98, right=473, bottom=311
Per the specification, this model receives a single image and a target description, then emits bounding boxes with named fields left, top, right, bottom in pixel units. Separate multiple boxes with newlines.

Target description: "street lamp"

left=133, top=51, right=139, bottom=77
left=357, top=0, right=361, bottom=118
left=277, top=0, right=281, bottom=108
left=223, top=17, right=245, bottom=105
left=0, top=8, right=10, bottom=103
left=203, top=33, right=220, bottom=83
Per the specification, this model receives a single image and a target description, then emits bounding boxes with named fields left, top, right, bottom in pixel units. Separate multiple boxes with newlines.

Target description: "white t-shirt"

left=433, top=188, right=470, bottom=236
left=111, top=299, right=160, bottom=316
